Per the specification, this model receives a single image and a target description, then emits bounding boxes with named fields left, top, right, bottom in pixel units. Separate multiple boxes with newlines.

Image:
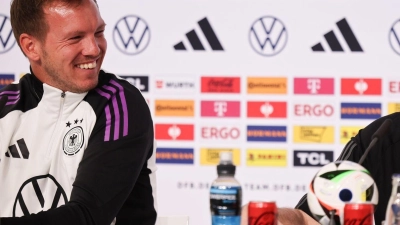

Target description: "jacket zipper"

left=45, top=92, right=66, bottom=159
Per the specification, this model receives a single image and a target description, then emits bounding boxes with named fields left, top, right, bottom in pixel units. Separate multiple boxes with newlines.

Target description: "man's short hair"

left=10, top=0, right=97, bottom=48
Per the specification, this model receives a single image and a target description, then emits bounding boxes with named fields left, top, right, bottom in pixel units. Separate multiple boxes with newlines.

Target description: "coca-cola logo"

left=344, top=213, right=373, bottom=225
left=208, top=78, right=234, bottom=88
left=250, top=211, right=276, bottom=225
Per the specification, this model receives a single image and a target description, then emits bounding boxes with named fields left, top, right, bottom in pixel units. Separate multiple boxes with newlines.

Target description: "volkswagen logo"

left=389, top=19, right=400, bottom=56
left=249, top=16, right=288, bottom=57
left=13, top=174, right=68, bottom=217
left=0, top=14, right=16, bottom=54
left=113, top=15, right=150, bottom=55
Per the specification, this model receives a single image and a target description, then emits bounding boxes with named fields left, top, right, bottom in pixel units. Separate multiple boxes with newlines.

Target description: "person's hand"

left=240, top=204, right=319, bottom=225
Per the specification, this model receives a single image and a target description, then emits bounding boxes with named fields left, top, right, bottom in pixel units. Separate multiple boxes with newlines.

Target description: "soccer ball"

left=307, top=161, right=378, bottom=224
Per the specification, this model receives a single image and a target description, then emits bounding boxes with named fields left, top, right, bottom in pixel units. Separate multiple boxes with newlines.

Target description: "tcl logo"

left=293, top=150, right=333, bottom=167
left=120, top=76, right=149, bottom=92
left=293, top=103, right=334, bottom=119
left=201, top=126, right=240, bottom=141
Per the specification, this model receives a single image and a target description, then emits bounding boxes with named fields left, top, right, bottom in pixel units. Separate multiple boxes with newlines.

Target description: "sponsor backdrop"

left=1, top=0, right=400, bottom=224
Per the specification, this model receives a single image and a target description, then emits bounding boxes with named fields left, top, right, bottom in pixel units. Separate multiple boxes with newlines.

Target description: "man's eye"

left=71, top=36, right=82, bottom=40
left=95, top=30, right=104, bottom=36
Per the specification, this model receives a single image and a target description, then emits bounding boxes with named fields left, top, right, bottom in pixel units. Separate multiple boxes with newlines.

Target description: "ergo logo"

left=201, top=126, right=240, bottom=140
left=294, top=104, right=334, bottom=117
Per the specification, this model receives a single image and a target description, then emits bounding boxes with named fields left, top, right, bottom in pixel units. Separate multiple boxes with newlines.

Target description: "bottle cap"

left=217, top=152, right=235, bottom=176
left=219, top=151, right=233, bottom=164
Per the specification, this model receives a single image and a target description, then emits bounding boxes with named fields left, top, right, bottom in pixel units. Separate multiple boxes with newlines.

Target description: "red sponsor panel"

left=247, top=101, right=286, bottom=118
left=294, top=78, right=334, bottom=94
left=201, top=101, right=240, bottom=117
left=341, top=78, right=381, bottom=95
left=201, top=77, right=241, bottom=93
left=155, top=124, right=194, bottom=140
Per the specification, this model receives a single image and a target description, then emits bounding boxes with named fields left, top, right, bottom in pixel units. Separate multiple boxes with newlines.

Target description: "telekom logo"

left=201, top=101, right=240, bottom=117
left=307, top=79, right=321, bottom=94
left=214, top=102, right=227, bottom=116
left=294, top=78, right=334, bottom=95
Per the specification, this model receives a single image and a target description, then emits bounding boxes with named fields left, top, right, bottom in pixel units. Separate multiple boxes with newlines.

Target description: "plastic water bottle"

left=210, top=151, right=242, bottom=225
left=384, top=174, right=400, bottom=225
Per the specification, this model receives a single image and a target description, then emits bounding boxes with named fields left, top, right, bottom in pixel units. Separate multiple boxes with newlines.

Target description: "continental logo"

left=200, top=148, right=240, bottom=165
left=388, top=103, right=400, bottom=114
left=340, top=126, right=363, bottom=144
left=340, top=103, right=381, bottom=119
left=246, top=149, right=287, bottom=167
left=156, top=148, right=194, bottom=164
left=247, top=77, right=287, bottom=94
left=155, top=100, right=194, bottom=117
left=0, top=74, right=14, bottom=89
left=247, top=126, right=286, bottom=142
left=293, top=126, right=334, bottom=143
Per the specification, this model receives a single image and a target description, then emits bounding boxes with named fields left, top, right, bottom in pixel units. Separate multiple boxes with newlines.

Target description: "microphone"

left=358, top=119, right=393, bottom=165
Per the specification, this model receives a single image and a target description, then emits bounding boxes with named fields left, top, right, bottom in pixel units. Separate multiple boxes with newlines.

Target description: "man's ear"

left=19, top=33, right=41, bottom=61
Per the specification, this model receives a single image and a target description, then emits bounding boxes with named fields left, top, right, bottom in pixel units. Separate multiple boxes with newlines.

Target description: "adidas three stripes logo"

left=174, top=17, right=224, bottom=51
left=5, top=138, right=29, bottom=159
left=312, top=18, right=363, bottom=52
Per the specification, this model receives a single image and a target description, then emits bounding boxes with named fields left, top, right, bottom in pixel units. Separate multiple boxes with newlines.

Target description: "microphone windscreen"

left=371, top=119, right=393, bottom=140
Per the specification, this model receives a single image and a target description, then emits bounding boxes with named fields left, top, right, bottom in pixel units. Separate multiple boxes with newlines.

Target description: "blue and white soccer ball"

left=307, top=161, right=378, bottom=224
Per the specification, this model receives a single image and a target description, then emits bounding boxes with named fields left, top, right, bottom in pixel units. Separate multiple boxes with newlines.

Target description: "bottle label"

left=210, top=186, right=241, bottom=225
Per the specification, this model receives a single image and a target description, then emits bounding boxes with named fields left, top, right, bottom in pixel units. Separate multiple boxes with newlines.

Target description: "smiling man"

left=0, top=0, right=157, bottom=224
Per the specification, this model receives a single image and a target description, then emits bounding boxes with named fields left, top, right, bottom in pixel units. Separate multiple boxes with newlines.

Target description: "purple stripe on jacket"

left=102, top=85, right=120, bottom=141
left=95, top=79, right=129, bottom=142
left=110, top=80, right=129, bottom=137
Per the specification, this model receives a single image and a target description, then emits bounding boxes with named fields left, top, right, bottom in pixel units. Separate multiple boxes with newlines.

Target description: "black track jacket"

left=296, top=112, right=400, bottom=224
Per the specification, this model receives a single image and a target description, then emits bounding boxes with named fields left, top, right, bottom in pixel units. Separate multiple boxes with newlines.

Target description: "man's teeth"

left=77, top=62, right=96, bottom=69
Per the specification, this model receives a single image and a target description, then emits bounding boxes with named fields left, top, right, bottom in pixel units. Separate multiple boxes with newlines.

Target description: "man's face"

left=39, top=0, right=107, bottom=93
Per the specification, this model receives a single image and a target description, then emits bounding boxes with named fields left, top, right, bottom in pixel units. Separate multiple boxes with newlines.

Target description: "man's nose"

left=82, top=36, right=101, bottom=57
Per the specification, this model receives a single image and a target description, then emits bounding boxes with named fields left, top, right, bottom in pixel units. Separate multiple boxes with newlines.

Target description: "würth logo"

left=5, top=138, right=29, bottom=159
left=312, top=18, right=363, bottom=52
left=0, top=14, right=16, bottom=54
left=249, top=16, right=288, bottom=56
left=174, top=17, right=224, bottom=51
left=113, top=15, right=150, bottom=55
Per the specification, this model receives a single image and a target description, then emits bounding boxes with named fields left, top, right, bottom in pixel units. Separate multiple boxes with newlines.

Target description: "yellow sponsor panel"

left=200, top=148, right=240, bottom=166
left=247, top=77, right=287, bottom=94
left=293, top=126, right=334, bottom=143
left=340, top=126, right=363, bottom=144
left=155, top=100, right=194, bottom=117
left=388, top=103, right=400, bottom=114
left=246, top=149, right=287, bottom=167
